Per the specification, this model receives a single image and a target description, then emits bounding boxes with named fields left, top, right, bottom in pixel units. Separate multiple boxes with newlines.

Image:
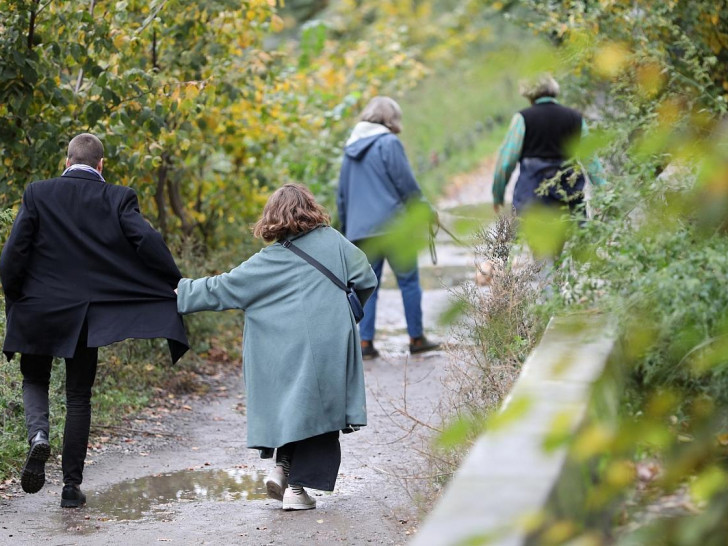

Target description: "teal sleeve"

left=581, top=119, right=606, bottom=186
left=176, top=261, right=251, bottom=314
left=343, top=236, right=378, bottom=306
left=492, top=114, right=525, bottom=205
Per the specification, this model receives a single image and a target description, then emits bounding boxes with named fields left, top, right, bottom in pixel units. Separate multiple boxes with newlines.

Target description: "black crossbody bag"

left=282, top=239, right=365, bottom=323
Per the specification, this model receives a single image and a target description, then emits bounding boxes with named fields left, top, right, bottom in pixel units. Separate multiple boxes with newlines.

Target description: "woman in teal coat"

left=176, top=184, right=377, bottom=511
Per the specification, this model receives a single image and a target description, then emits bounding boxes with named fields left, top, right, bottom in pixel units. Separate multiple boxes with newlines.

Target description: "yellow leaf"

left=185, top=83, right=200, bottom=99
left=691, top=466, right=727, bottom=503
left=594, top=42, right=630, bottom=78
left=271, top=15, right=284, bottom=32
left=605, top=460, right=634, bottom=488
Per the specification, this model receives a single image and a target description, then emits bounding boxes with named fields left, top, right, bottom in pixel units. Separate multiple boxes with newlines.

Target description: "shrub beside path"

left=0, top=171, right=492, bottom=545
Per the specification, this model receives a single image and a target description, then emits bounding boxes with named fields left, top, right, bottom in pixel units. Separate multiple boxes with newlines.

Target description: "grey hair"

left=359, top=96, right=403, bottom=134
left=519, top=74, right=560, bottom=103
left=67, top=133, right=104, bottom=168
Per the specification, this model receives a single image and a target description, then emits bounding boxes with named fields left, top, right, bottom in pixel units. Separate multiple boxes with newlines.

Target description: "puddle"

left=88, top=468, right=268, bottom=521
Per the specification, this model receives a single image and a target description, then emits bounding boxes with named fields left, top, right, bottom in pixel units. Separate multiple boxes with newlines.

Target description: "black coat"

left=0, top=170, right=188, bottom=363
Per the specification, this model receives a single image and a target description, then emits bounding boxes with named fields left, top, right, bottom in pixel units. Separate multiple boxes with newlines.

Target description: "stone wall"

left=411, top=314, right=620, bottom=546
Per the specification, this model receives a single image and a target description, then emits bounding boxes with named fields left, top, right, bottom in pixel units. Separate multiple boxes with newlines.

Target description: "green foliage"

left=381, top=0, right=728, bottom=543
left=0, top=0, right=431, bottom=249
left=461, top=0, right=728, bottom=542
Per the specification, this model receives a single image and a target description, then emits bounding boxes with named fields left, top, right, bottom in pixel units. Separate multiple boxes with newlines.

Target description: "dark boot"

left=360, top=340, right=380, bottom=360
left=409, top=336, right=441, bottom=355
left=60, top=484, right=87, bottom=508
left=21, top=431, right=50, bottom=494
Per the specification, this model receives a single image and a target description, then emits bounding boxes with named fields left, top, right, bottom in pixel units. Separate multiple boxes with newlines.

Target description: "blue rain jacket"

left=337, top=131, right=423, bottom=243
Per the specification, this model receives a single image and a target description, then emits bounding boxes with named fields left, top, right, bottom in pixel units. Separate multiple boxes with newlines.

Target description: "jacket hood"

left=344, top=121, right=391, bottom=160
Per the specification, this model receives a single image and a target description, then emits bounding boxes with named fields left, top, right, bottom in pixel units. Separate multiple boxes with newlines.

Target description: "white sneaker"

left=282, top=487, right=316, bottom=510
left=264, top=466, right=288, bottom=501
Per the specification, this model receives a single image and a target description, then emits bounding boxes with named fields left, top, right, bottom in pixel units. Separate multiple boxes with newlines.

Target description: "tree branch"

left=152, top=27, right=159, bottom=71
left=74, top=0, right=97, bottom=94
left=36, top=0, right=54, bottom=16
left=137, top=0, right=168, bottom=35
left=155, top=154, right=169, bottom=236
left=27, top=0, right=40, bottom=50
left=167, top=175, right=193, bottom=237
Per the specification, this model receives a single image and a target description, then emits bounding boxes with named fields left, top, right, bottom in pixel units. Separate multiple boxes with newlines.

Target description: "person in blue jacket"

left=337, top=96, right=440, bottom=359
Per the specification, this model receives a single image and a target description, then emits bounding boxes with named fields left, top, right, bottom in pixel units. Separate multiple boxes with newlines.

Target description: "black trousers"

left=20, top=324, right=98, bottom=486
left=276, top=431, right=341, bottom=491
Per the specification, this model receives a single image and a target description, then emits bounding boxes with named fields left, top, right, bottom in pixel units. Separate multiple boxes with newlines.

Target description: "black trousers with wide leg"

left=275, top=431, right=341, bottom=491
left=20, top=323, right=98, bottom=486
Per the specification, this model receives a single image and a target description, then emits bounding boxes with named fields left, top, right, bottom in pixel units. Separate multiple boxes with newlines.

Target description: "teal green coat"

left=177, top=226, right=377, bottom=449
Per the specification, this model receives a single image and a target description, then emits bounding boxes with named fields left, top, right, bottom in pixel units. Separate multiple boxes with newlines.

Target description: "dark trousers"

left=20, top=325, right=98, bottom=486
left=276, top=431, right=341, bottom=491
left=513, top=157, right=585, bottom=215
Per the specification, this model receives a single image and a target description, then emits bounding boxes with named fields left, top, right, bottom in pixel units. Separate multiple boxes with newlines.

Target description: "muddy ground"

left=0, top=178, right=488, bottom=546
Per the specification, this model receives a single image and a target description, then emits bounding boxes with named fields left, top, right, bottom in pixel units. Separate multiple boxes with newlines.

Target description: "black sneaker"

left=361, top=343, right=380, bottom=360
left=409, top=336, right=441, bottom=355
left=61, top=484, right=87, bottom=508
left=21, top=431, right=50, bottom=494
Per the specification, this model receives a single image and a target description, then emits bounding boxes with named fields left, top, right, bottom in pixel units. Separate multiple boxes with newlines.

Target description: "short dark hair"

left=67, top=133, right=104, bottom=167
left=253, top=183, right=330, bottom=242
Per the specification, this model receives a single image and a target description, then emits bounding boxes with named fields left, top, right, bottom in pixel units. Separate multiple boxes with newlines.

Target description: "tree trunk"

left=167, top=176, right=193, bottom=237
left=27, top=0, right=39, bottom=50
left=155, top=156, right=169, bottom=236
left=74, top=0, right=97, bottom=93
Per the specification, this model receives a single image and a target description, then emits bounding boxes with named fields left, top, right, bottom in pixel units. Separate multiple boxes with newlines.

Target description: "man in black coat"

left=0, top=133, right=188, bottom=508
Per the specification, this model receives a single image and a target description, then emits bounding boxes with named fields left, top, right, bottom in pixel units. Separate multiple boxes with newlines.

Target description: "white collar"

left=346, top=121, right=391, bottom=146
left=62, top=163, right=105, bottom=182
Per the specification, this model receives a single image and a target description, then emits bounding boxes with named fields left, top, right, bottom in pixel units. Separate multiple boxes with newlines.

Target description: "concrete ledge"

left=411, top=315, right=619, bottom=546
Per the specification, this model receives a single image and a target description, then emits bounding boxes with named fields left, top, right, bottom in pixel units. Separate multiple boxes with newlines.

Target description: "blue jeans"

left=356, top=240, right=423, bottom=341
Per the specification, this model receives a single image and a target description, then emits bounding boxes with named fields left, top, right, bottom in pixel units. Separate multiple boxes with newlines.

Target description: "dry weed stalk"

left=437, top=214, right=547, bottom=470
left=359, top=216, right=549, bottom=514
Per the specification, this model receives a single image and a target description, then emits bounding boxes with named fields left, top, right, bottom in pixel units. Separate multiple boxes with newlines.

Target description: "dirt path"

left=0, top=174, right=492, bottom=546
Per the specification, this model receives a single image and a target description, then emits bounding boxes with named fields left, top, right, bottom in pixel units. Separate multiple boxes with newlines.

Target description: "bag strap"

left=281, top=239, right=350, bottom=293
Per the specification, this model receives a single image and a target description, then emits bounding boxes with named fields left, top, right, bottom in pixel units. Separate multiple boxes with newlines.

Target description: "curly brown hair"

left=253, top=183, right=330, bottom=242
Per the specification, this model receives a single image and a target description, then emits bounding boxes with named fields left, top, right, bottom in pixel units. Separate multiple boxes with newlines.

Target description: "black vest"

left=520, top=101, right=582, bottom=160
